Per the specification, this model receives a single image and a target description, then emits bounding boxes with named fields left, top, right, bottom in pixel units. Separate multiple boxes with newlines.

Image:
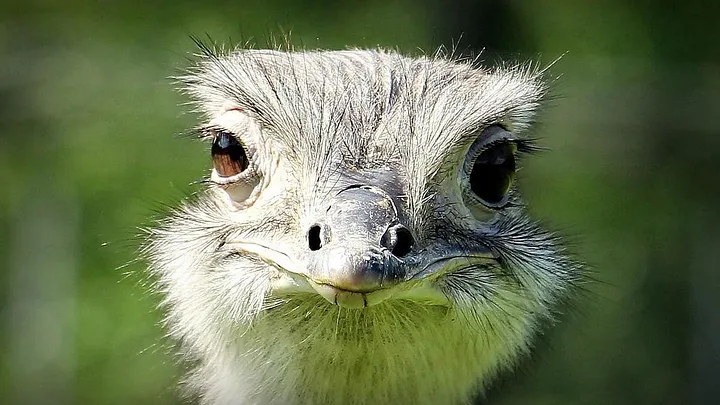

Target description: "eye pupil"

left=211, top=132, right=248, bottom=177
left=469, top=142, right=516, bottom=205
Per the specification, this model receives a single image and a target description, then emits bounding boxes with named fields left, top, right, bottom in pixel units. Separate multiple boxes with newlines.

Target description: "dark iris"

left=469, top=142, right=516, bottom=205
left=211, top=132, right=248, bottom=177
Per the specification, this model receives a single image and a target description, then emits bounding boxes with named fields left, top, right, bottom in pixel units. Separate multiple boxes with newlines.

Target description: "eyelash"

left=196, top=124, right=228, bottom=141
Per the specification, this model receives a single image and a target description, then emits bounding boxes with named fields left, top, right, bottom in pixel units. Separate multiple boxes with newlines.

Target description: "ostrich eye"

left=211, top=131, right=248, bottom=177
left=469, top=141, right=517, bottom=206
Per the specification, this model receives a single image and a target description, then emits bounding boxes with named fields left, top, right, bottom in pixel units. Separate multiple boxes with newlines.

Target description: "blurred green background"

left=1, top=1, right=718, bottom=404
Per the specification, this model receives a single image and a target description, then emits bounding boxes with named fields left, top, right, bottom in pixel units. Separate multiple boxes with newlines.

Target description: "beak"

left=304, top=185, right=415, bottom=307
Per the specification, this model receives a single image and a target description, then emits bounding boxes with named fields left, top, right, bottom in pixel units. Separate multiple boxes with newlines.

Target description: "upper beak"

left=304, top=185, right=415, bottom=307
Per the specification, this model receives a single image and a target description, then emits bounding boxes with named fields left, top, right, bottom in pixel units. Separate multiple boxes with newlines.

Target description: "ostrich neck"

left=189, top=297, right=530, bottom=405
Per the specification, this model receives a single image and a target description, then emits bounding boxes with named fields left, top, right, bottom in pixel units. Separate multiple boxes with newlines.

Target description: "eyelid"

left=198, top=124, right=230, bottom=141
left=476, top=125, right=516, bottom=149
left=211, top=169, right=253, bottom=185
left=464, top=127, right=517, bottom=174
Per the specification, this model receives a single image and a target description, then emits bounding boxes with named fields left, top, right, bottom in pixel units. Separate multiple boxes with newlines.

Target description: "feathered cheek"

left=206, top=256, right=276, bottom=323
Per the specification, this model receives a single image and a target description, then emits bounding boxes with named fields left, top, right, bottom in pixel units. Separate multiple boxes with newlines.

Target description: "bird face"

left=203, top=107, right=528, bottom=310
left=146, top=47, right=582, bottom=404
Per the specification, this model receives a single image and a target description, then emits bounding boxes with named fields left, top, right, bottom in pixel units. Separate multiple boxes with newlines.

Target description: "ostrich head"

left=145, top=45, right=582, bottom=405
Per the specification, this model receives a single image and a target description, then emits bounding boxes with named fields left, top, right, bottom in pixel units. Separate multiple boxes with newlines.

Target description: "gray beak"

left=305, top=185, right=415, bottom=305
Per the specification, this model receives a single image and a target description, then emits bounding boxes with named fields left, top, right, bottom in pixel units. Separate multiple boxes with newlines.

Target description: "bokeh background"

left=1, top=1, right=718, bottom=404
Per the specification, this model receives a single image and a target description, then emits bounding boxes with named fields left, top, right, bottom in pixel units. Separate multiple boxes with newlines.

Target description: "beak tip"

left=307, top=279, right=393, bottom=309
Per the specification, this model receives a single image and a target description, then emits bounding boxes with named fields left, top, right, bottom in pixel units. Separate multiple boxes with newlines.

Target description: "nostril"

left=308, top=225, right=323, bottom=251
left=381, top=225, right=414, bottom=258
left=391, top=226, right=414, bottom=257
